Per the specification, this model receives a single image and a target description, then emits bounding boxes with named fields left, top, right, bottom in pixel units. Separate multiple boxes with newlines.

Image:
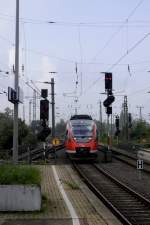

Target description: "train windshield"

left=71, top=120, right=93, bottom=137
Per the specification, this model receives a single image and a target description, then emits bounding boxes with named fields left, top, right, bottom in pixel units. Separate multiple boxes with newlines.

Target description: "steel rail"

left=93, top=163, right=150, bottom=206
left=73, top=162, right=150, bottom=225
left=99, top=144, right=150, bottom=173
left=73, top=162, right=132, bottom=225
left=19, top=144, right=65, bottom=161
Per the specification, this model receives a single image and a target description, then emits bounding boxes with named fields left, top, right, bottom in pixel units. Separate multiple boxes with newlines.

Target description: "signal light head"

left=106, top=106, right=112, bottom=115
left=105, top=72, right=112, bottom=90
left=103, top=95, right=115, bottom=107
left=40, top=99, right=49, bottom=121
left=115, top=116, right=119, bottom=128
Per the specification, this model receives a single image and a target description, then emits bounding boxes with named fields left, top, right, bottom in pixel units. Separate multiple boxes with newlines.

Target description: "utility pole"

left=13, top=0, right=19, bottom=164
left=110, top=113, right=113, bottom=145
left=107, top=113, right=110, bottom=150
left=137, top=106, right=144, bottom=121
left=123, top=96, right=128, bottom=141
left=51, top=78, right=55, bottom=138
left=32, top=89, right=36, bottom=121
left=99, top=101, right=102, bottom=137
left=23, top=104, right=25, bottom=122
left=29, top=100, right=32, bottom=124
left=74, top=97, right=78, bottom=115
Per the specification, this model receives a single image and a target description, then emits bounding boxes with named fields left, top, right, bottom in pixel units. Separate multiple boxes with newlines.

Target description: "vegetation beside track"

left=96, top=119, right=150, bottom=147
left=0, top=164, right=41, bottom=185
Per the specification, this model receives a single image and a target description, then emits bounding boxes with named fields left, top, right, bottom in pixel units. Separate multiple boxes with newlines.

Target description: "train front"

left=65, top=119, right=98, bottom=160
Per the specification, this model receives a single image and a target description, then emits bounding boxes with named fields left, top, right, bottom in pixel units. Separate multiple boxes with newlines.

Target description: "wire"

left=30, top=80, right=41, bottom=93
left=0, top=32, right=76, bottom=65
left=82, top=32, right=150, bottom=96
left=0, top=34, right=14, bottom=46
left=78, top=26, right=83, bottom=96
left=128, top=86, right=150, bottom=97
left=107, top=32, right=150, bottom=71
left=127, top=0, right=144, bottom=20
left=22, top=48, right=75, bottom=64
left=2, top=11, right=150, bottom=27
left=22, top=79, right=41, bottom=95
left=22, top=22, right=28, bottom=79
left=90, top=0, right=144, bottom=61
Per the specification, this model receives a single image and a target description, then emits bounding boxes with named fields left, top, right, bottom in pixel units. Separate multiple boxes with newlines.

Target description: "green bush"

left=0, top=165, right=41, bottom=185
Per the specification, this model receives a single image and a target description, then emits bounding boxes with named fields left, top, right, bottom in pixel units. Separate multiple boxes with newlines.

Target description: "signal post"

left=103, top=72, right=115, bottom=162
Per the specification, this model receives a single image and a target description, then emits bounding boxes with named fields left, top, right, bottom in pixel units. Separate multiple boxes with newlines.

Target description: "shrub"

left=0, top=165, right=41, bottom=185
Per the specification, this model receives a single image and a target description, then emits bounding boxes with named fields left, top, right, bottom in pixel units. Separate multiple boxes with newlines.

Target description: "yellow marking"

left=52, top=138, right=60, bottom=145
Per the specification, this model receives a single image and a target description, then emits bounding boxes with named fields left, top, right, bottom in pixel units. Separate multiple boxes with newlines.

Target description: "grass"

left=0, top=164, right=41, bottom=185
left=63, top=180, right=80, bottom=190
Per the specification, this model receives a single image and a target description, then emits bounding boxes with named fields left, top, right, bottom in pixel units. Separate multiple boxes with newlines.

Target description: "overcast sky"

left=0, top=0, right=150, bottom=124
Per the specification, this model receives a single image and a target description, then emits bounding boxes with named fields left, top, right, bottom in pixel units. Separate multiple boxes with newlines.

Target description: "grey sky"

left=0, top=0, right=150, bottom=123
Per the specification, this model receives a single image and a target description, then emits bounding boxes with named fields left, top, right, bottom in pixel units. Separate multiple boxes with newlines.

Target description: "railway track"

left=111, top=148, right=150, bottom=173
left=99, top=144, right=150, bottom=173
left=19, top=144, right=65, bottom=161
left=73, top=162, right=150, bottom=225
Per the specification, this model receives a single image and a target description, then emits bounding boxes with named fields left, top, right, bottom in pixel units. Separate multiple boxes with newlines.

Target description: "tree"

left=55, top=119, right=66, bottom=138
left=0, top=110, right=13, bottom=149
left=0, top=108, right=37, bottom=151
left=130, top=120, right=150, bottom=142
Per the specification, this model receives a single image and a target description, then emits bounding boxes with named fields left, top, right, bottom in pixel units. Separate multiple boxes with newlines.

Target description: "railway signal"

left=103, top=95, right=115, bottom=108
left=115, top=115, right=119, bottom=129
left=102, top=72, right=115, bottom=162
left=106, top=106, right=112, bottom=115
left=103, top=72, right=115, bottom=115
left=115, top=115, right=120, bottom=136
left=128, top=113, right=132, bottom=128
left=41, top=89, right=48, bottom=99
left=40, top=99, right=49, bottom=122
left=105, top=72, right=112, bottom=91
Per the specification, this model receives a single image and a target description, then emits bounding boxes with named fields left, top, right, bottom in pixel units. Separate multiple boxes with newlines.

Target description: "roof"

left=70, top=115, right=92, bottom=120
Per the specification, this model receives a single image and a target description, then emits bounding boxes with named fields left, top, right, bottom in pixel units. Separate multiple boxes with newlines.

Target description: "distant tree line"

left=95, top=118, right=150, bottom=145
left=1, top=108, right=149, bottom=158
left=0, top=108, right=37, bottom=158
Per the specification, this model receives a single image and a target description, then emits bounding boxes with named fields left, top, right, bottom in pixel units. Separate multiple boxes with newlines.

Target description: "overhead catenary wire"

left=82, top=32, right=150, bottom=96
left=90, top=0, right=144, bottom=62
left=22, top=22, right=28, bottom=79
left=107, top=32, right=150, bottom=72
left=79, top=0, right=145, bottom=98
left=78, top=26, right=83, bottom=96
left=2, top=10, right=150, bottom=28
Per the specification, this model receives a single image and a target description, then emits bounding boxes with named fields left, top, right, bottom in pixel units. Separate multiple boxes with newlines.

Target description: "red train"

left=65, top=115, right=98, bottom=160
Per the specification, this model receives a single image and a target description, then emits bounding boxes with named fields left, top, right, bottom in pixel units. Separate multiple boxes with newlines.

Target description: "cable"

left=30, top=80, right=41, bottom=93
left=90, top=0, right=144, bottom=61
left=22, top=48, right=75, bottom=64
left=78, top=26, right=83, bottom=96
left=22, top=78, right=41, bottom=95
left=128, top=86, right=150, bottom=97
left=83, top=32, right=150, bottom=95
left=0, top=34, right=14, bottom=46
left=2, top=11, right=150, bottom=27
left=107, top=32, right=150, bottom=72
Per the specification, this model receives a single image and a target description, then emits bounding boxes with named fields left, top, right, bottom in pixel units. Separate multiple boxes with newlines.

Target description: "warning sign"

left=52, top=138, right=60, bottom=146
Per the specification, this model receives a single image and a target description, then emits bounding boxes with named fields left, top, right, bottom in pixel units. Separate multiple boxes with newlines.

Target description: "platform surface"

left=0, top=164, right=122, bottom=225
